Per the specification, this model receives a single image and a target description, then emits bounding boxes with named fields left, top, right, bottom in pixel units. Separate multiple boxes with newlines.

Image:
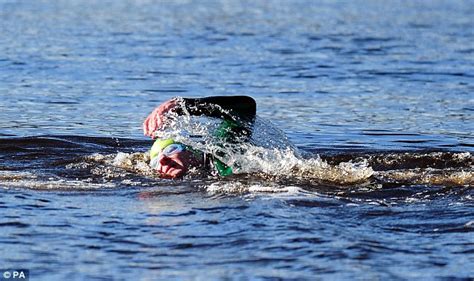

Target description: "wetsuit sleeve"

left=180, top=96, right=256, bottom=123
left=179, top=96, right=256, bottom=143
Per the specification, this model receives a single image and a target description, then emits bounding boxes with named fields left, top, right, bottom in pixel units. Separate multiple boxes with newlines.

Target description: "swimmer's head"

left=150, top=140, right=203, bottom=179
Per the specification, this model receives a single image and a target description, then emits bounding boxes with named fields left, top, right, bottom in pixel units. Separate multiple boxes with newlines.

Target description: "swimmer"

left=143, top=96, right=256, bottom=178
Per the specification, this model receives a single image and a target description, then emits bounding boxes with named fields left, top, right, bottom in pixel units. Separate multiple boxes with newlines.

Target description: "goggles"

left=161, top=143, right=186, bottom=157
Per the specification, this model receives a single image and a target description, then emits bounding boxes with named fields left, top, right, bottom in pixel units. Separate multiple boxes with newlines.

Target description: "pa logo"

left=2, top=269, right=29, bottom=280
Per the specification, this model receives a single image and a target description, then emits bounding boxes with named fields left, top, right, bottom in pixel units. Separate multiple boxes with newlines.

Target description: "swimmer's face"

left=155, top=144, right=202, bottom=179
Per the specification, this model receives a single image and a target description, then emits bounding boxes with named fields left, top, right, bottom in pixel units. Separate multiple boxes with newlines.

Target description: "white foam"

left=205, top=181, right=306, bottom=195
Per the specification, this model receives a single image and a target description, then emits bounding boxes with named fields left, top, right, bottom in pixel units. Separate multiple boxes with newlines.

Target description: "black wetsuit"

left=177, top=95, right=256, bottom=142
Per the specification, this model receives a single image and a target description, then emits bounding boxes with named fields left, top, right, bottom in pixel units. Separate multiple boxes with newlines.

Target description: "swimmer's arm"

left=180, top=96, right=256, bottom=122
left=143, top=96, right=256, bottom=138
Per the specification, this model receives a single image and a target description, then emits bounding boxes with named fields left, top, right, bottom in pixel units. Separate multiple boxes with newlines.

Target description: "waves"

left=0, top=136, right=472, bottom=195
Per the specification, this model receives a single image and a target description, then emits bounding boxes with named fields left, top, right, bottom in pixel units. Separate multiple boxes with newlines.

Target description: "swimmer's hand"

left=143, top=98, right=178, bottom=138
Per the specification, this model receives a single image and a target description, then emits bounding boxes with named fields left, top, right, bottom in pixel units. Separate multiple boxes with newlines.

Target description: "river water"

left=1, top=0, right=473, bottom=280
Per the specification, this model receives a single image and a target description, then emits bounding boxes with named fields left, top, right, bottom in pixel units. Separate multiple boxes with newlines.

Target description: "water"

left=1, top=0, right=473, bottom=279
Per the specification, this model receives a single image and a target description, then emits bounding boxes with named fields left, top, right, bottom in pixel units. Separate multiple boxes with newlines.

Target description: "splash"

left=229, top=146, right=374, bottom=184
left=146, top=107, right=375, bottom=187
left=154, top=98, right=298, bottom=154
left=74, top=152, right=155, bottom=178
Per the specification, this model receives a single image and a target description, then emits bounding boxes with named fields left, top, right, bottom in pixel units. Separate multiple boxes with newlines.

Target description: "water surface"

left=0, top=0, right=473, bottom=280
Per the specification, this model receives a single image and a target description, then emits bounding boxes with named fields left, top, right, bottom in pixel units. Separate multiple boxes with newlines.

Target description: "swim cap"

left=150, top=138, right=175, bottom=159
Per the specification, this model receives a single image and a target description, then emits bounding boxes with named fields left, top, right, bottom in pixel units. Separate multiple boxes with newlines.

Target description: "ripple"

left=0, top=221, right=30, bottom=228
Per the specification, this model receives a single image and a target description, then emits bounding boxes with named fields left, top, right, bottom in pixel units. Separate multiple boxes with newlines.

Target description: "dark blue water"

left=1, top=1, right=473, bottom=280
